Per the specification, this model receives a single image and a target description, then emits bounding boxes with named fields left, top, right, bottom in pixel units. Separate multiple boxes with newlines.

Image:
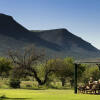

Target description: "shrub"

left=9, top=78, right=20, bottom=88
left=0, top=95, right=7, bottom=99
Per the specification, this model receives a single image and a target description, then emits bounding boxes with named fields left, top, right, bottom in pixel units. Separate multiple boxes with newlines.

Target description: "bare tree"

left=8, top=45, right=55, bottom=85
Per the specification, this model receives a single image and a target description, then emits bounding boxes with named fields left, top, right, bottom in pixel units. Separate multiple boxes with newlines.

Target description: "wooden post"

left=74, top=63, right=78, bottom=94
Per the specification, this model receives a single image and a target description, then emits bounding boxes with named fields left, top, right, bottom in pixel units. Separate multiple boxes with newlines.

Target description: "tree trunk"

left=32, top=69, right=54, bottom=85
left=70, top=79, right=74, bottom=88
left=61, top=78, right=66, bottom=87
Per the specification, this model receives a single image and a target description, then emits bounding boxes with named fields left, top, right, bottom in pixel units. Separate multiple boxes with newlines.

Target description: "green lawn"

left=0, top=89, right=100, bottom=100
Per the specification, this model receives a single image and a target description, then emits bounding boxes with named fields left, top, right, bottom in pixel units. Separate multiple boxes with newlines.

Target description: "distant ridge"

left=0, top=13, right=100, bottom=59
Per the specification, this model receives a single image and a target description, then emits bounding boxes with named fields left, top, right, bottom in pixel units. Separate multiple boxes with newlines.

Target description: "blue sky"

left=0, top=0, right=100, bottom=49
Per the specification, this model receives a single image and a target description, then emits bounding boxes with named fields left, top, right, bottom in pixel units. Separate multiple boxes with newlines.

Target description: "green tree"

left=47, top=57, right=86, bottom=87
left=82, top=65, right=100, bottom=83
left=45, top=58, right=74, bottom=86
left=0, top=57, right=12, bottom=79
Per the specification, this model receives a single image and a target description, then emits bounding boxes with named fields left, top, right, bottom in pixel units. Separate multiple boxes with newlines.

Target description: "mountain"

left=0, top=13, right=100, bottom=59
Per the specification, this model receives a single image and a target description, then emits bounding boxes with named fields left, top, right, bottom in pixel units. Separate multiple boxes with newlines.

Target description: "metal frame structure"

left=74, top=60, right=100, bottom=94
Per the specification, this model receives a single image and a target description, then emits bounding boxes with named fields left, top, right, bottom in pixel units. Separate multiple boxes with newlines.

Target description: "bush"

left=9, top=78, right=20, bottom=88
left=0, top=95, right=7, bottom=99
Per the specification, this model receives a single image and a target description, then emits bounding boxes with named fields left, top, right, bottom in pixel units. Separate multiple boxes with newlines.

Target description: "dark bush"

left=9, top=79, right=20, bottom=88
left=0, top=95, right=7, bottom=99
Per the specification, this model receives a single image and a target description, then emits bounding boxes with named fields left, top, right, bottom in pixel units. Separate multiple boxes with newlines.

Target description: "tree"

left=0, top=57, right=12, bottom=79
left=8, top=45, right=55, bottom=85
left=45, top=58, right=74, bottom=86
left=82, top=65, right=100, bottom=84
left=46, top=57, right=86, bottom=87
left=68, top=63, right=86, bottom=87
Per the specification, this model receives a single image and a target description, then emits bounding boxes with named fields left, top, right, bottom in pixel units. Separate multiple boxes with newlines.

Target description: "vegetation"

left=82, top=65, right=100, bottom=83
left=0, top=45, right=99, bottom=89
left=0, top=57, right=12, bottom=79
left=0, top=44, right=100, bottom=99
left=9, top=78, right=21, bottom=88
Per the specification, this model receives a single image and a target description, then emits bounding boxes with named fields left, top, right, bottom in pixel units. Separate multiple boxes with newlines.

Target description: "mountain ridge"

left=0, top=13, right=100, bottom=59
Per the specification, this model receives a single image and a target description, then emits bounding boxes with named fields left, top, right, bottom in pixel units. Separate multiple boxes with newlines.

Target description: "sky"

left=0, top=0, right=100, bottom=49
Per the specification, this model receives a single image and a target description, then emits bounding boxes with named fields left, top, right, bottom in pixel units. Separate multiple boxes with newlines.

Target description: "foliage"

left=0, top=57, right=12, bottom=78
left=82, top=65, right=100, bottom=83
left=46, top=57, right=86, bottom=86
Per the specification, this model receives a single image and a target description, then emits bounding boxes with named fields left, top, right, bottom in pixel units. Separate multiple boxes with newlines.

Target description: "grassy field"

left=0, top=89, right=100, bottom=100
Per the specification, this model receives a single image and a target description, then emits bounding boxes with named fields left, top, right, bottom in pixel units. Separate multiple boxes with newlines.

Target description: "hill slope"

left=0, top=13, right=100, bottom=59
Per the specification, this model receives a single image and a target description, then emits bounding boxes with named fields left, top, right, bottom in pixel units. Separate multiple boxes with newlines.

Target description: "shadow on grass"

left=23, top=87, right=73, bottom=90
left=21, top=87, right=47, bottom=90
left=78, top=92, right=100, bottom=95
left=56, top=88, right=73, bottom=90
left=0, top=98, right=31, bottom=100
